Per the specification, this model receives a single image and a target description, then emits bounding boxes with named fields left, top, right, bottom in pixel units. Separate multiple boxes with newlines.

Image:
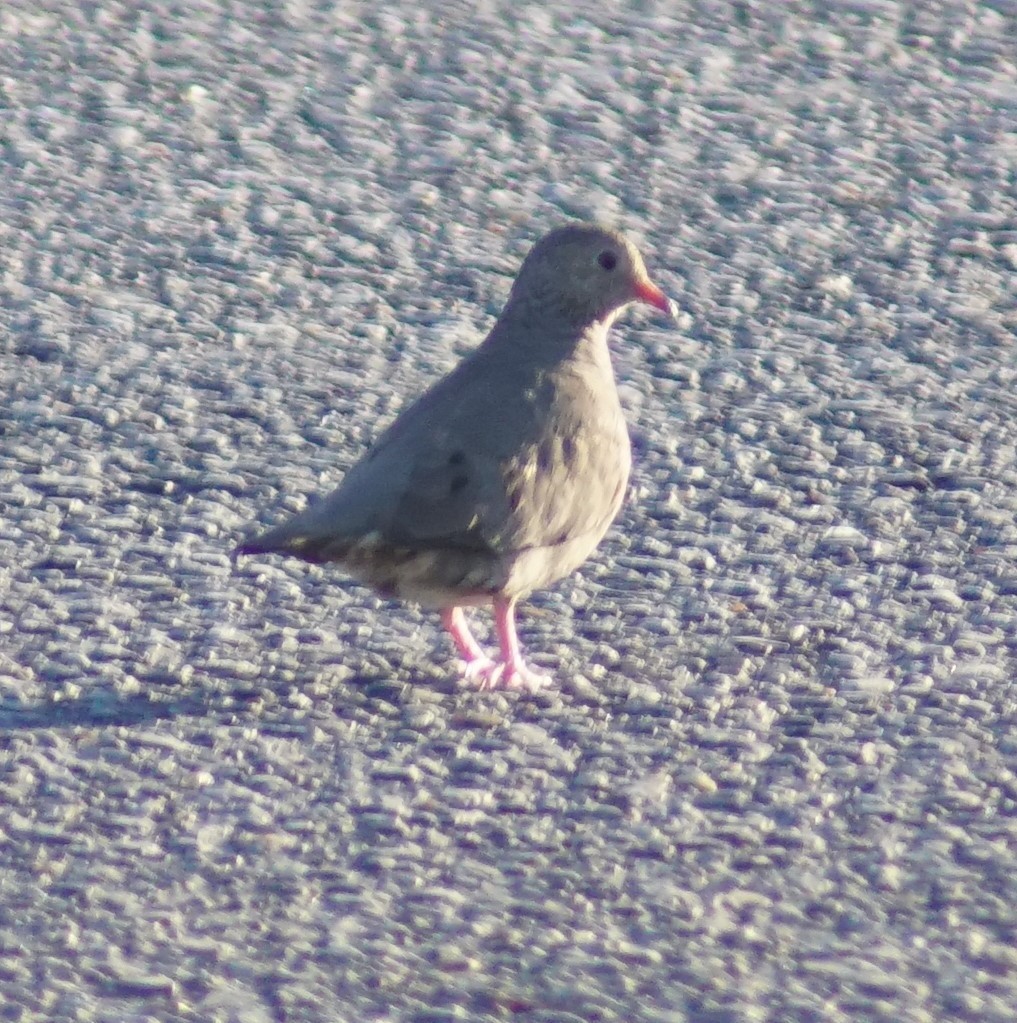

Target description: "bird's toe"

left=462, top=659, right=551, bottom=692
left=501, top=665, right=553, bottom=692
left=462, top=656, right=500, bottom=687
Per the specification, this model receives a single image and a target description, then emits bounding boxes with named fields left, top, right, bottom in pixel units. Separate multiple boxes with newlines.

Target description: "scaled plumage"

left=238, top=223, right=676, bottom=689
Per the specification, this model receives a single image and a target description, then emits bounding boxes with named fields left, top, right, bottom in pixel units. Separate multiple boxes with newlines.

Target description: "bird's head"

left=505, top=223, right=677, bottom=329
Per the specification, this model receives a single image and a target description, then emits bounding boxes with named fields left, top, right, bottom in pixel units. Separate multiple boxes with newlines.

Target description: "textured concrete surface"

left=2, top=2, right=1016, bottom=1021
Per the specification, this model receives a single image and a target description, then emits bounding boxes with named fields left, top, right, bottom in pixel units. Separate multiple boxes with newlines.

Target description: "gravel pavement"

left=2, top=2, right=1016, bottom=1021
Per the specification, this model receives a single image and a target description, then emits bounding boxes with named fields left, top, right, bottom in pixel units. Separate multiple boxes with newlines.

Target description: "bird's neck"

left=483, top=304, right=615, bottom=370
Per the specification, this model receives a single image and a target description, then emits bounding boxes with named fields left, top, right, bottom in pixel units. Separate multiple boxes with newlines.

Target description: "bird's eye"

left=597, top=250, right=618, bottom=271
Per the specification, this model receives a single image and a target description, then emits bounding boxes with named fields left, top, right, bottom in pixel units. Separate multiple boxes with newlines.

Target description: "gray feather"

left=237, top=223, right=667, bottom=608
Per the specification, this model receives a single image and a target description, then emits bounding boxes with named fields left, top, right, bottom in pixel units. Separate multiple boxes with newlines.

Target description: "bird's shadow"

left=0, top=690, right=217, bottom=732
left=0, top=667, right=445, bottom=734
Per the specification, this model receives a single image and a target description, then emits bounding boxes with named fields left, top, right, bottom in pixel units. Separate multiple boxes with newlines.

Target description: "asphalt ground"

left=1, top=2, right=1016, bottom=1021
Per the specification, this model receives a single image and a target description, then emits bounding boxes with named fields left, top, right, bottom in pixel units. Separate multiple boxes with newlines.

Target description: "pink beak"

left=634, top=279, right=680, bottom=321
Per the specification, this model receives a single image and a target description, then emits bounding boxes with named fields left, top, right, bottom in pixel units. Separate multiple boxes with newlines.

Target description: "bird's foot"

left=462, top=655, right=498, bottom=683
left=463, top=658, right=552, bottom=692
left=447, top=601, right=551, bottom=691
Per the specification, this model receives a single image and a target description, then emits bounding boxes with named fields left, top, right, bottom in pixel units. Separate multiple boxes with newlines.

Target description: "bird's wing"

left=379, top=352, right=631, bottom=557
left=240, top=350, right=527, bottom=561
left=240, top=343, right=628, bottom=564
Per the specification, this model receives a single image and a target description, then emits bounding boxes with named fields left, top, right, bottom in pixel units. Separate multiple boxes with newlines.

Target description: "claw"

left=499, top=666, right=552, bottom=692
left=463, top=656, right=499, bottom=683
left=462, top=659, right=550, bottom=692
left=442, top=601, right=553, bottom=692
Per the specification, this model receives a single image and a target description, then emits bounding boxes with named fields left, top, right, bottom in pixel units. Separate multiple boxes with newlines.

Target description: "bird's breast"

left=493, top=360, right=631, bottom=573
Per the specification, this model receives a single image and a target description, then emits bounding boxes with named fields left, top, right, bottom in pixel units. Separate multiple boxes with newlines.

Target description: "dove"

left=237, top=223, right=676, bottom=690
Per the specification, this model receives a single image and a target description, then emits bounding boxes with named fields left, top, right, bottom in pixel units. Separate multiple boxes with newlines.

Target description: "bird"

left=237, top=223, right=676, bottom=690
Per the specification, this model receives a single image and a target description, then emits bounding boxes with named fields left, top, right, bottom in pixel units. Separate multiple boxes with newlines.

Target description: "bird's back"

left=239, top=322, right=631, bottom=606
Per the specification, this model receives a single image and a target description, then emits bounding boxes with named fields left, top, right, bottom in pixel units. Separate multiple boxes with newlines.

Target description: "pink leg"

left=441, top=607, right=495, bottom=679
left=489, top=597, right=552, bottom=691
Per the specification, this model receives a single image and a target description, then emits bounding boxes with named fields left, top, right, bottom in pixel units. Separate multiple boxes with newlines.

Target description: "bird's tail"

left=235, top=519, right=352, bottom=565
